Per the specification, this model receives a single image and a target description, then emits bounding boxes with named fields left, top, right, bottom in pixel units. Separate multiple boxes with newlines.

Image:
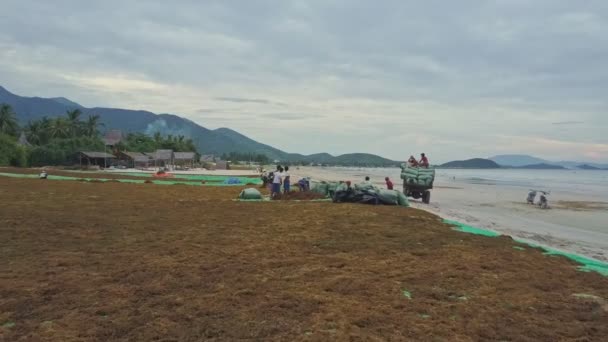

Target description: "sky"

left=1, top=0, right=607, bottom=163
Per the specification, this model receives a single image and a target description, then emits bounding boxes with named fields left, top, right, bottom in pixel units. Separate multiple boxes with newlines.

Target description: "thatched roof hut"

left=117, top=151, right=151, bottom=168
left=78, top=151, right=115, bottom=168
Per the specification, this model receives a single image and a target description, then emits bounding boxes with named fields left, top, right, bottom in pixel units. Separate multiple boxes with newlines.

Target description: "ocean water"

left=313, top=167, right=608, bottom=200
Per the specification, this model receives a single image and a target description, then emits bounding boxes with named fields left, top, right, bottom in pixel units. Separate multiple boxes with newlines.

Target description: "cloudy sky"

left=1, top=0, right=607, bottom=162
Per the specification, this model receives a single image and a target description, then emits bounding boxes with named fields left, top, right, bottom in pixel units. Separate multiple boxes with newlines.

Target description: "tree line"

left=115, top=132, right=197, bottom=155
left=220, top=152, right=270, bottom=165
left=0, top=104, right=104, bottom=166
left=0, top=103, right=198, bottom=167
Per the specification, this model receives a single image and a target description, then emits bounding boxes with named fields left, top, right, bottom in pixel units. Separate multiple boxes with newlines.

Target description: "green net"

left=114, top=172, right=261, bottom=184
left=444, top=219, right=608, bottom=276
left=0, top=172, right=252, bottom=187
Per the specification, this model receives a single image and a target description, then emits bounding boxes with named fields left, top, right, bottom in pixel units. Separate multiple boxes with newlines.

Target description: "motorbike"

left=538, top=191, right=550, bottom=209
left=526, top=190, right=537, bottom=204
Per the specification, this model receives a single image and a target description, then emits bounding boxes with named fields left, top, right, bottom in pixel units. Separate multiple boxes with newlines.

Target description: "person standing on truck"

left=385, top=177, right=394, bottom=190
left=419, top=153, right=430, bottom=168
left=407, top=156, right=418, bottom=167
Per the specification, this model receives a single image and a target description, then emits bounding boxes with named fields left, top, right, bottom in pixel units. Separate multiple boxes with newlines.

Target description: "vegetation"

left=0, top=104, right=19, bottom=136
left=115, top=132, right=197, bottom=154
left=220, top=152, right=270, bottom=165
left=0, top=104, right=27, bottom=167
left=0, top=103, right=199, bottom=167
left=0, top=134, right=28, bottom=167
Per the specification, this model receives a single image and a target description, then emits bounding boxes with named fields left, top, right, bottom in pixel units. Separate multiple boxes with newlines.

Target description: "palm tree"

left=0, top=103, right=19, bottom=137
left=65, top=109, right=82, bottom=137
left=48, top=117, right=71, bottom=139
left=84, top=115, right=104, bottom=137
left=25, top=120, right=44, bottom=145
left=153, top=131, right=162, bottom=145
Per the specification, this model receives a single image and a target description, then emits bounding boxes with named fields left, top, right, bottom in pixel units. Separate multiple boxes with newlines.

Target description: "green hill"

left=517, top=163, right=565, bottom=170
left=439, top=158, right=500, bottom=169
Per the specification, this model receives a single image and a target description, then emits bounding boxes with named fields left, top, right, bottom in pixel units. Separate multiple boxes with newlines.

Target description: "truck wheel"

left=422, top=191, right=431, bottom=204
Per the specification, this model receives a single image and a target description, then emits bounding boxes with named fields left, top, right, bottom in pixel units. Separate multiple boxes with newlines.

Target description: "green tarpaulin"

left=0, top=172, right=252, bottom=187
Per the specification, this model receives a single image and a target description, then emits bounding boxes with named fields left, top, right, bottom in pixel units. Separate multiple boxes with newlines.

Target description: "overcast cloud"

left=1, top=0, right=607, bottom=162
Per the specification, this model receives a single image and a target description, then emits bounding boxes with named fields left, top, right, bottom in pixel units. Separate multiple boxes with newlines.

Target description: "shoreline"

left=290, top=166, right=608, bottom=262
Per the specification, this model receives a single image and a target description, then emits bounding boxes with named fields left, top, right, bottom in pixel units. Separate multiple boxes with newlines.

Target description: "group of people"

left=262, top=165, right=291, bottom=198
left=407, top=153, right=430, bottom=168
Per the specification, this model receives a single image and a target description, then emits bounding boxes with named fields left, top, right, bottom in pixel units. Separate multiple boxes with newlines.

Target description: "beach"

left=1, top=174, right=607, bottom=340
left=290, top=167, right=608, bottom=262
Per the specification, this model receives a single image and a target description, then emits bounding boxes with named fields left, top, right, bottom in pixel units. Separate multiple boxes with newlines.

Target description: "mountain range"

left=0, top=86, right=397, bottom=166
left=439, top=156, right=606, bottom=170
left=489, top=154, right=608, bottom=169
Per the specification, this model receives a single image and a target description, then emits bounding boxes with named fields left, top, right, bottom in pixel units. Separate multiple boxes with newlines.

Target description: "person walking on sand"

left=385, top=177, right=393, bottom=190
left=272, top=167, right=283, bottom=198
left=419, top=153, right=430, bottom=168
left=283, top=166, right=291, bottom=194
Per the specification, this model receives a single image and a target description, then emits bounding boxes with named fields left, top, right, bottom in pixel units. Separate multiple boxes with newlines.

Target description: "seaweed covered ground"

left=1, top=176, right=607, bottom=341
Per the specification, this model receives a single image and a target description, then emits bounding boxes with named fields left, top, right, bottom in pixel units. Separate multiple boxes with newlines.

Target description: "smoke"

left=144, top=119, right=193, bottom=139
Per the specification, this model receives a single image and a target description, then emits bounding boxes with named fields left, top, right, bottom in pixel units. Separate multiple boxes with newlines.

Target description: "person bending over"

left=385, top=177, right=393, bottom=190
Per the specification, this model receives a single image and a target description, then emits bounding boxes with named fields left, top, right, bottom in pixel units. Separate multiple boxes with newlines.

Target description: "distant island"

left=489, top=154, right=608, bottom=169
left=438, top=159, right=576, bottom=170
left=438, top=158, right=500, bottom=169
left=577, top=164, right=608, bottom=170
left=515, top=163, right=565, bottom=170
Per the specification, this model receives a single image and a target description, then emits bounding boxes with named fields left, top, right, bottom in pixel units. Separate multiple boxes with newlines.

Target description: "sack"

left=397, top=191, right=409, bottom=206
left=378, top=189, right=399, bottom=205
left=327, top=182, right=339, bottom=194
left=239, top=188, right=262, bottom=200
left=311, top=182, right=329, bottom=195
left=335, top=183, right=348, bottom=192
left=355, top=182, right=376, bottom=192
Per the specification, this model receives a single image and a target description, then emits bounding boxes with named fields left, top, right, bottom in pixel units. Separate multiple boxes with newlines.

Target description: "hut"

left=116, top=151, right=151, bottom=168
left=133, top=155, right=152, bottom=169
left=200, top=155, right=215, bottom=163
left=146, top=149, right=174, bottom=168
left=78, top=151, right=115, bottom=169
left=216, top=160, right=230, bottom=170
left=174, top=152, right=196, bottom=169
